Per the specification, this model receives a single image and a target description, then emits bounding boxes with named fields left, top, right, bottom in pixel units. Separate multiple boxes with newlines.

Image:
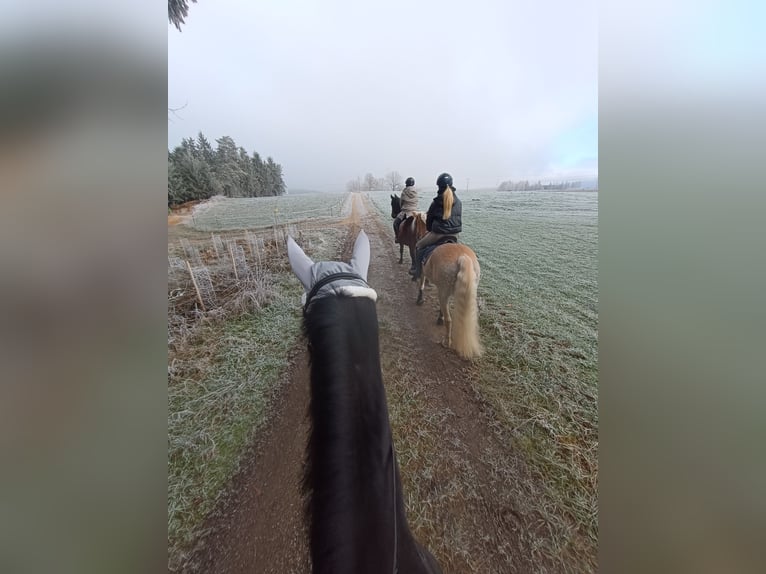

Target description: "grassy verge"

left=474, top=305, right=598, bottom=570
left=463, top=191, right=598, bottom=570
left=167, top=225, right=344, bottom=571
left=167, top=274, right=302, bottom=570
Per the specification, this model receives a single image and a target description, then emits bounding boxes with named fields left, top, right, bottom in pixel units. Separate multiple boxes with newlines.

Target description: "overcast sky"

left=168, top=0, right=597, bottom=191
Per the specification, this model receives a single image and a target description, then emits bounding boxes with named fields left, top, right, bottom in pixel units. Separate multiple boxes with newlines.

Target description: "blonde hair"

left=442, top=186, right=454, bottom=220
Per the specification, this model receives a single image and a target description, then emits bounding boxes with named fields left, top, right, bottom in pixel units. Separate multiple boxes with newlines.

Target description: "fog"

left=169, top=0, right=597, bottom=191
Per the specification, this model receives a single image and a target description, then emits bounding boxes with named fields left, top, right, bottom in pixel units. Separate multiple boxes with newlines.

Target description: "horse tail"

left=452, top=254, right=482, bottom=359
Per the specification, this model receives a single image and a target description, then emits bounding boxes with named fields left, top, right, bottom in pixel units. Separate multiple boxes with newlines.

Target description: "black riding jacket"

left=426, top=189, right=462, bottom=234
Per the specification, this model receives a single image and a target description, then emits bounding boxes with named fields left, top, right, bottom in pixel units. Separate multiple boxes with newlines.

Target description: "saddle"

left=420, top=236, right=458, bottom=266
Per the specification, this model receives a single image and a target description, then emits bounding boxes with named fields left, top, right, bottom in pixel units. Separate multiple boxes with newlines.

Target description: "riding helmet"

left=405, top=177, right=415, bottom=186
left=436, top=172, right=453, bottom=189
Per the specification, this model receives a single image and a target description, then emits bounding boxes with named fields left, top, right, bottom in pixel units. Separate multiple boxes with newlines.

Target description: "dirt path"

left=187, top=194, right=541, bottom=573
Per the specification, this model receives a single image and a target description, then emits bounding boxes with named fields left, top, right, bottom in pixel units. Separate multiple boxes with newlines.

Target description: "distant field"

left=369, top=189, right=597, bottom=362
left=189, top=192, right=350, bottom=231
left=463, top=190, right=597, bottom=362
left=369, top=189, right=599, bottom=566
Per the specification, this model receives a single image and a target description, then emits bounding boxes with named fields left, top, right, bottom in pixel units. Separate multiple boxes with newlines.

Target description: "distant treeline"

left=168, top=132, right=286, bottom=207
left=497, top=180, right=590, bottom=191
left=346, top=171, right=404, bottom=192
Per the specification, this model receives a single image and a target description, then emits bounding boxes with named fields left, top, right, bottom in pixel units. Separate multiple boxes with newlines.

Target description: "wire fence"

left=167, top=221, right=309, bottom=333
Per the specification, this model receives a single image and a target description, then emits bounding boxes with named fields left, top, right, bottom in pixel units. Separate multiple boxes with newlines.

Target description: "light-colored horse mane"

left=410, top=212, right=427, bottom=235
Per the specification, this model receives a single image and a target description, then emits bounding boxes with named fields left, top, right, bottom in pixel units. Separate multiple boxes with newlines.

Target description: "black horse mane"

left=391, top=194, right=401, bottom=215
left=301, top=294, right=396, bottom=573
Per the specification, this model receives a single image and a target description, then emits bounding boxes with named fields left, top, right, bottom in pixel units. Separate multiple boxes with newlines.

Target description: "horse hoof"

left=436, top=317, right=444, bottom=325
left=416, top=296, right=424, bottom=306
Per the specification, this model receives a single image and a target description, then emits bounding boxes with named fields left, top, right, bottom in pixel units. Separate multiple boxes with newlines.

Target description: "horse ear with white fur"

left=286, top=235, right=315, bottom=292
left=287, top=230, right=371, bottom=291
left=349, top=230, right=370, bottom=281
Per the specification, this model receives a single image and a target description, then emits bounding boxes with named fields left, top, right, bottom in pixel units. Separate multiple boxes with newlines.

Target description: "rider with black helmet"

left=393, top=177, right=419, bottom=241
left=410, top=172, right=462, bottom=280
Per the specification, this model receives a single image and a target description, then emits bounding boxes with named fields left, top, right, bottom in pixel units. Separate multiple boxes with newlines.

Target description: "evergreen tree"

left=197, top=132, right=215, bottom=164
left=167, top=132, right=287, bottom=206
left=251, top=152, right=266, bottom=197
left=213, top=136, right=245, bottom=197
left=271, top=161, right=286, bottom=196
left=168, top=0, right=198, bottom=31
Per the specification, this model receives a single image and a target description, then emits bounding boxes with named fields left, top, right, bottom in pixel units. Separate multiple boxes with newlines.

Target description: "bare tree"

left=346, top=176, right=364, bottom=192
left=168, top=102, right=188, bottom=122
left=169, top=0, right=198, bottom=31
left=363, top=173, right=378, bottom=191
left=384, top=171, right=403, bottom=191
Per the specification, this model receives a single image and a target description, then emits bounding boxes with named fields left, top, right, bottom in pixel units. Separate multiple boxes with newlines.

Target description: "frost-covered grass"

left=168, top=284, right=301, bottom=570
left=370, top=189, right=599, bottom=570
left=167, top=225, right=344, bottom=571
left=368, top=187, right=597, bottom=362
left=459, top=190, right=598, bottom=364
left=190, top=192, right=348, bottom=231
left=170, top=188, right=599, bottom=570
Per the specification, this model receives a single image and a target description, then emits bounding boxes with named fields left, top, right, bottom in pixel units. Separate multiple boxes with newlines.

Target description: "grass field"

left=189, top=192, right=349, bottom=231
left=369, top=189, right=599, bottom=567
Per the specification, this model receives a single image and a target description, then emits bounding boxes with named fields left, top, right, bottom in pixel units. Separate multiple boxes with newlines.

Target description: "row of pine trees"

left=168, top=132, right=286, bottom=207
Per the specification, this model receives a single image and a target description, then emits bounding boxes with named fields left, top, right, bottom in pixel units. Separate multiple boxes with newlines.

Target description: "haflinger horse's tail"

left=452, top=254, right=483, bottom=359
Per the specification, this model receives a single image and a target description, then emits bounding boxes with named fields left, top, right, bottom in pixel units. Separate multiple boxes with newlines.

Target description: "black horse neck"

left=303, top=295, right=399, bottom=574
left=392, top=197, right=402, bottom=216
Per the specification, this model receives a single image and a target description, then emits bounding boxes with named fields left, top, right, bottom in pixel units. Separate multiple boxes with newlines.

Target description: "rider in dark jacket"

left=425, top=189, right=462, bottom=235
left=411, top=172, right=462, bottom=280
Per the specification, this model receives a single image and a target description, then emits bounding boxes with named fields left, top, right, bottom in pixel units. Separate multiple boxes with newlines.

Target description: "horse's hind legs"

left=439, top=291, right=452, bottom=348
left=399, top=243, right=404, bottom=264
left=416, top=276, right=426, bottom=305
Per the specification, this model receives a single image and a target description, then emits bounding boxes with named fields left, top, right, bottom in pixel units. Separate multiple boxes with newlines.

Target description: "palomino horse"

left=287, top=231, right=443, bottom=574
left=416, top=241, right=483, bottom=359
left=390, top=194, right=427, bottom=271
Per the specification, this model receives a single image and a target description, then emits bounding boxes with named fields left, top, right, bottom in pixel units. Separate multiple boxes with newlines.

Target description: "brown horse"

left=416, top=242, right=483, bottom=359
left=390, top=194, right=427, bottom=270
